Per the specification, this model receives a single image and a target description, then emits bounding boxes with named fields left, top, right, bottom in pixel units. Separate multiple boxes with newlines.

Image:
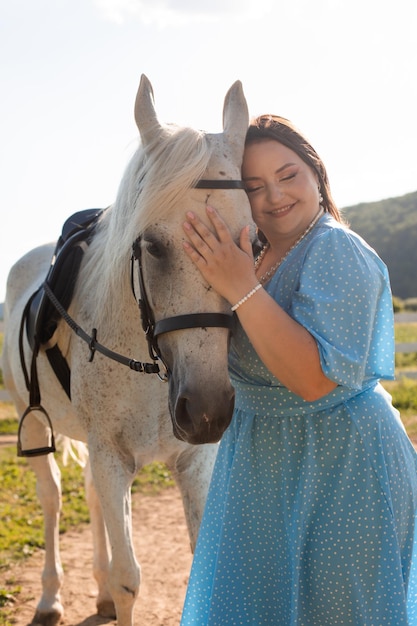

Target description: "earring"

left=318, top=187, right=324, bottom=205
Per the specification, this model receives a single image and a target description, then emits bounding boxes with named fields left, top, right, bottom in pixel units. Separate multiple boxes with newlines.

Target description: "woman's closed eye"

left=280, top=171, right=297, bottom=182
left=245, top=184, right=264, bottom=194
left=245, top=170, right=297, bottom=194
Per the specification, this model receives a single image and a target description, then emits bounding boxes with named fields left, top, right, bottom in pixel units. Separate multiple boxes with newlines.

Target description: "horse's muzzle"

left=170, top=387, right=235, bottom=445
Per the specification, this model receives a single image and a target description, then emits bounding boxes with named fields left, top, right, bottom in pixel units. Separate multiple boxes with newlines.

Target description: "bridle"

left=17, top=176, right=246, bottom=456
left=131, top=178, right=246, bottom=381
left=38, top=177, right=246, bottom=382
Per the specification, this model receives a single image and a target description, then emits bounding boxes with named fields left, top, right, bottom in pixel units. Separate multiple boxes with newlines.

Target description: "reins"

left=43, top=282, right=161, bottom=374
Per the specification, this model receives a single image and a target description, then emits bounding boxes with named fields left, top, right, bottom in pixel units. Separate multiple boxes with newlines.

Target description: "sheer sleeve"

left=290, top=228, right=395, bottom=389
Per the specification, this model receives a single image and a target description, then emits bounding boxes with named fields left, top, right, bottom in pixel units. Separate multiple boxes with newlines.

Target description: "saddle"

left=18, top=208, right=105, bottom=456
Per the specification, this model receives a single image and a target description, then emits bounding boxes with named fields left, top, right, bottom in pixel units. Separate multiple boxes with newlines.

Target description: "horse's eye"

left=145, top=240, right=164, bottom=259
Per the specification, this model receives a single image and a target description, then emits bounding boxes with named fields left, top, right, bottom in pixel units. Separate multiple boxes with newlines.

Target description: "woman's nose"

left=267, top=183, right=284, bottom=203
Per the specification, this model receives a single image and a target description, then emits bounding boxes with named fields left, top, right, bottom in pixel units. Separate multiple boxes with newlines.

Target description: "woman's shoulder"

left=303, top=213, right=390, bottom=284
left=314, top=213, right=382, bottom=257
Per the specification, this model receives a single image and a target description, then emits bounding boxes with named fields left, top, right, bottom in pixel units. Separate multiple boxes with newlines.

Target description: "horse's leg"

left=20, top=415, right=64, bottom=626
left=169, top=444, right=218, bottom=550
left=87, top=444, right=139, bottom=626
left=83, top=457, right=116, bottom=618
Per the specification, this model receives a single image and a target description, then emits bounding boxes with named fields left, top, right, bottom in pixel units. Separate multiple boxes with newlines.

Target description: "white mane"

left=77, top=122, right=212, bottom=330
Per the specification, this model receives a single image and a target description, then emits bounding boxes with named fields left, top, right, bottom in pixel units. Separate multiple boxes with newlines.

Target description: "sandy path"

left=1, top=487, right=192, bottom=626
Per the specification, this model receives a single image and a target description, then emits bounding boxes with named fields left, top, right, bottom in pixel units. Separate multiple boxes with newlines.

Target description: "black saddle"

left=17, top=208, right=105, bottom=456
left=26, top=208, right=105, bottom=355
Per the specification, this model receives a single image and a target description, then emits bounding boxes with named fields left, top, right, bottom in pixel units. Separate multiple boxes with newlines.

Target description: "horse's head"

left=131, top=75, right=253, bottom=445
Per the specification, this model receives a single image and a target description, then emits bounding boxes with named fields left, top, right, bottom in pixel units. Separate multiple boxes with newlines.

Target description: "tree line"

left=343, top=190, right=417, bottom=299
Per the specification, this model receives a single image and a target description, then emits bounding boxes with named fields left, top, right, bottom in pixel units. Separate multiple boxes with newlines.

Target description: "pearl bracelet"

left=231, top=283, right=262, bottom=312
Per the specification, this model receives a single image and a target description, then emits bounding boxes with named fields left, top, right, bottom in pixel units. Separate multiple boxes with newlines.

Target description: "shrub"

left=393, top=296, right=405, bottom=312
left=404, top=298, right=417, bottom=312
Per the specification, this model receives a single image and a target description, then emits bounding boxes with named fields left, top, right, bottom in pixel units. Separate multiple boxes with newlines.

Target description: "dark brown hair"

left=245, top=115, right=342, bottom=223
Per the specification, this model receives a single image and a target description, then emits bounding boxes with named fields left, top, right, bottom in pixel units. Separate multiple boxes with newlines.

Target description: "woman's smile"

left=269, top=202, right=296, bottom=217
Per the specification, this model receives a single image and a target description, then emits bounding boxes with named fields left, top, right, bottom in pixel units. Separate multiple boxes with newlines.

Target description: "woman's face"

left=242, top=139, right=321, bottom=244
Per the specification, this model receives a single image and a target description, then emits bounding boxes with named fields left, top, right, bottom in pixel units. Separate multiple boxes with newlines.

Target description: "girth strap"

left=46, top=345, right=71, bottom=398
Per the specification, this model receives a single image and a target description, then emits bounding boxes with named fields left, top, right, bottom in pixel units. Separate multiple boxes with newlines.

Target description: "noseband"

left=131, top=178, right=246, bottom=381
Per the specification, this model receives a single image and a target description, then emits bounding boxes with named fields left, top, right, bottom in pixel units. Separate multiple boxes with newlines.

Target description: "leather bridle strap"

left=131, top=237, right=234, bottom=382
left=154, top=313, right=233, bottom=337
left=130, top=176, right=244, bottom=380
left=43, top=282, right=160, bottom=374
left=194, top=179, right=246, bottom=189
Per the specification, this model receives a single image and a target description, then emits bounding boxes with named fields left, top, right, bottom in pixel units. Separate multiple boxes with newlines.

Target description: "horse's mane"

left=77, top=122, right=212, bottom=332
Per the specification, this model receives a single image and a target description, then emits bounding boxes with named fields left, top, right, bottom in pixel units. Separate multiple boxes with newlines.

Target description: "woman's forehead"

left=243, top=140, right=302, bottom=173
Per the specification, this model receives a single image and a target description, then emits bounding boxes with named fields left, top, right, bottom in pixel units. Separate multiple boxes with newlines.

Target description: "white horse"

left=1, top=75, right=252, bottom=626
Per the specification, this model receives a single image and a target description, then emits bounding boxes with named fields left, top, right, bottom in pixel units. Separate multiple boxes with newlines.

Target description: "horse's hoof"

left=31, top=608, right=63, bottom=626
left=97, top=599, right=117, bottom=619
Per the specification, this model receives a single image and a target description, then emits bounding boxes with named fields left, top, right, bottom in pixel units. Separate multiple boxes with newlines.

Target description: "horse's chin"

left=171, top=422, right=230, bottom=446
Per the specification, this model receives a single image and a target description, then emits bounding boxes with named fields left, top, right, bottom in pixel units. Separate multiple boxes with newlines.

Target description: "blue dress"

left=181, top=214, right=417, bottom=625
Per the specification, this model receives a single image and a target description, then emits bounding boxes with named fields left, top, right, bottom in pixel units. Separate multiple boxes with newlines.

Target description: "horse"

left=1, top=74, right=253, bottom=626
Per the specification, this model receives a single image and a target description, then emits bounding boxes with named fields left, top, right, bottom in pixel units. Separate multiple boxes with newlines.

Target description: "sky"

left=0, top=0, right=416, bottom=302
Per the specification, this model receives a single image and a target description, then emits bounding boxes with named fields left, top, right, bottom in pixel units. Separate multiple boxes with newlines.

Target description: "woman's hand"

left=183, top=207, right=336, bottom=401
left=183, top=206, right=258, bottom=305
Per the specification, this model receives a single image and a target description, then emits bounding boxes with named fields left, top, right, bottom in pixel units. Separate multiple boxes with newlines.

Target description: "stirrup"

left=17, top=405, right=56, bottom=457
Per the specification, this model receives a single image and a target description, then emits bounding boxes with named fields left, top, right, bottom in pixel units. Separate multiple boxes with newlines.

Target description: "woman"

left=180, top=115, right=417, bottom=625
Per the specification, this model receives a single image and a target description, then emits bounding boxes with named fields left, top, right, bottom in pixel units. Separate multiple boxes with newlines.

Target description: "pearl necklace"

left=255, top=207, right=324, bottom=284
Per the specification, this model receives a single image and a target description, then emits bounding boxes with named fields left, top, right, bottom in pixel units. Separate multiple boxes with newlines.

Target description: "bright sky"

left=1, top=0, right=416, bottom=301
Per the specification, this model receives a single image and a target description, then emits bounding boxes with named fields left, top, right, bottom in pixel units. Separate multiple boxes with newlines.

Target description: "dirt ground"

left=0, top=486, right=192, bottom=626
left=2, top=426, right=417, bottom=626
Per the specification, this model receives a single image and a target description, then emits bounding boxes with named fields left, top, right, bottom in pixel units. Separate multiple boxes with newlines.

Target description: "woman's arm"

left=230, top=288, right=337, bottom=400
left=183, top=206, right=337, bottom=401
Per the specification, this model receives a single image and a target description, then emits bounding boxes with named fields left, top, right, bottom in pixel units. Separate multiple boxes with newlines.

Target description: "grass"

left=0, top=444, right=90, bottom=568
left=0, top=426, right=174, bottom=626
left=382, top=377, right=417, bottom=438
left=395, top=322, right=417, bottom=371
left=0, top=438, right=175, bottom=568
left=0, top=395, right=175, bottom=576
left=0, top=412, right=18, bottom=434
left=0, top=586, right=22, bottom=625
left=395, top=323, right=417, bottom=343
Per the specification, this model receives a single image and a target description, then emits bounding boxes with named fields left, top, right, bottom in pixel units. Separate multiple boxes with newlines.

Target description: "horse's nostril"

left=174, top=396, right=194, bottom=434
left=172, top=389, right=235, bottom=445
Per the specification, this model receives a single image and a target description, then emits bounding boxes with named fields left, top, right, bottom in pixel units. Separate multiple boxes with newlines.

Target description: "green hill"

left=342, top=190, right=417, bottom=299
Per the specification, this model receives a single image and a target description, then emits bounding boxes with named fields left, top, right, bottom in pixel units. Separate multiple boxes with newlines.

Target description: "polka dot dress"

left=181, top=215, right=417, bottom=625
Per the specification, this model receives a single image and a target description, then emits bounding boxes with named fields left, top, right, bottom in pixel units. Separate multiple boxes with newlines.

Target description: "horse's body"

left=1, top=75, right=252, bottom=625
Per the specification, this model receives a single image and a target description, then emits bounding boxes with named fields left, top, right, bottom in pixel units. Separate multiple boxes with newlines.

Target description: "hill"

left=342, top=190, right=417, bottom=299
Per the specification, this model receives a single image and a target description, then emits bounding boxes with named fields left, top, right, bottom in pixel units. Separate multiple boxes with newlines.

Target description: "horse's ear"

left=134, top=74, right=163, bottom=146
left=222, top=80, right=249, bottom=160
